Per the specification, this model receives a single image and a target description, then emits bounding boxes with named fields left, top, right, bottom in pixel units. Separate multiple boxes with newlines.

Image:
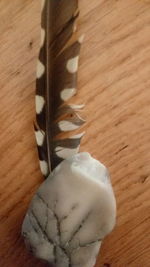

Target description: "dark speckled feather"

left=35, top=0, right=85, bottom=177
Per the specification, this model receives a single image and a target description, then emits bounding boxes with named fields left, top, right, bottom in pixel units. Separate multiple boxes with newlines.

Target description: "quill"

left=22, top=1, right=116, bottom=266
left=35, top=0, right=85, bottom=178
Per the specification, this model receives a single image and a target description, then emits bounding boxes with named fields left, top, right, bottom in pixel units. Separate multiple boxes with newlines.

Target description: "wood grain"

left=0, top=0, right=150, bottom=266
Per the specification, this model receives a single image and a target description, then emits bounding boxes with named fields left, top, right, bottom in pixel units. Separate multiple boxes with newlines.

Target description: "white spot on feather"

left=39, top=160, right=48, bottom=176
left=41, top=0, right=45, bottom=11
left=37, top=60, right=45, bottom=79
left=70, top=132, right=85, bottom=139
left=58, top=120, right=80, bottom=132
left=60, top=88, right=76, bottom=101
left=69, top=104, right=85, bottom=110
left=55, top=146, right=80, bottom=159
left=40, top=28, right=45, bottom=47
left=36, top=95, right=45, bottom=114
left=78, top=34, right=85, bottom=44
left=73, top=23, right=77, bottom=33
left=35, top=130, right=45, bottom=146
left=66, top=56, right=79, bottom=74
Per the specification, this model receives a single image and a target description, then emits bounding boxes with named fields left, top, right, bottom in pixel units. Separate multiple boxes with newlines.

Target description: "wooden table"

left=0, top=0, right=150, bottom=266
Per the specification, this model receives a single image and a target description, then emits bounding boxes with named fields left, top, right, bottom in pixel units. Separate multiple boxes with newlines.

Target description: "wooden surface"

left=0, top=0, right=150, bottom=266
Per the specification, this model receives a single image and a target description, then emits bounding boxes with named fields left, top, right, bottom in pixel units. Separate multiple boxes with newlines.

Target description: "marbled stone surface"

left=22, top=153, right=116, bottom=267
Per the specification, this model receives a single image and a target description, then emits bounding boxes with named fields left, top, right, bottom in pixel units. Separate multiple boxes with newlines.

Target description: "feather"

left=35, top=0, right=85, bottom=178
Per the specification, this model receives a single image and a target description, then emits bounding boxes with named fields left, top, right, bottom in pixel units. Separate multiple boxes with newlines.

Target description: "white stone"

left=22, top=152, right=116, bottom=267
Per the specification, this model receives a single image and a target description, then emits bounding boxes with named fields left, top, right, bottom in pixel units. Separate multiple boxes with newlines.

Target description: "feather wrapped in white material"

left=22, top=152, right=116, bottom=267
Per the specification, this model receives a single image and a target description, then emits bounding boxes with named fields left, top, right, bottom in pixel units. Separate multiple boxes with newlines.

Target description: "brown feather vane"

left=35, top=0, right=85, bottom=178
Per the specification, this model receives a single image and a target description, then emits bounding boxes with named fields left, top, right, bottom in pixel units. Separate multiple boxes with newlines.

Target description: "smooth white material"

left=22, top=153, right=116, bottom=267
